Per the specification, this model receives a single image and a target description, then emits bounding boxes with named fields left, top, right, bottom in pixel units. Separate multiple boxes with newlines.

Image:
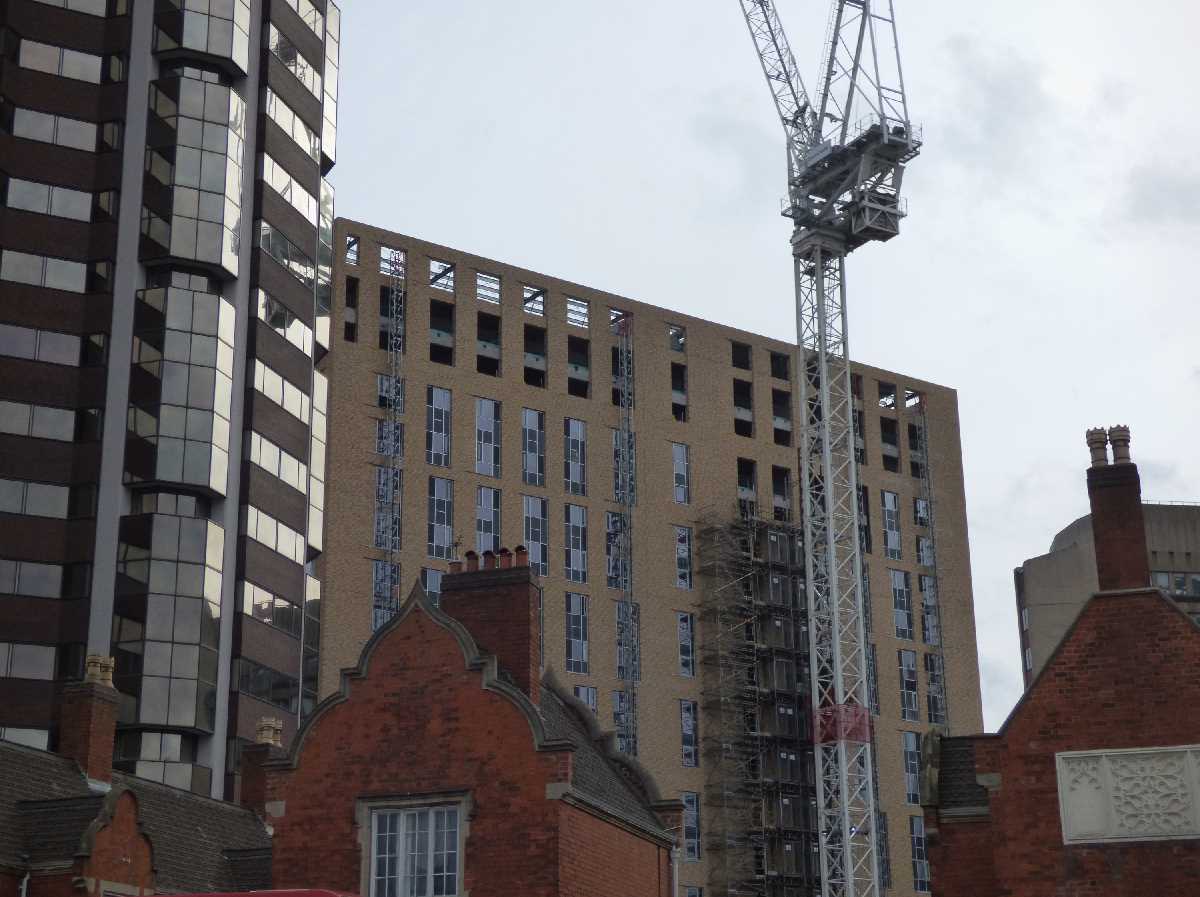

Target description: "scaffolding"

left=700, top=506, right=820, bottom=897
left=611, top=310, right=639, bottom=754
left=372, top=254, right=406, bottom=629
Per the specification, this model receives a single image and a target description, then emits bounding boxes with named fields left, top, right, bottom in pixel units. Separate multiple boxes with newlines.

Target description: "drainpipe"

left=18, top=853, right=31, bottom=897
left=671, top=846, right=680, bottom=897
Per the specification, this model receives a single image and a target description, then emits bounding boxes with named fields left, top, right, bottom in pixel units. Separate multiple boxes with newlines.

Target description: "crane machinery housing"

left=732, top=3, right=922, bottom=897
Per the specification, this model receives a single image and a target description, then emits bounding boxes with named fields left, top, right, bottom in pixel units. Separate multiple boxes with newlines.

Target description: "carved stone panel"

left=1057, top=746, right=1200, bottom=844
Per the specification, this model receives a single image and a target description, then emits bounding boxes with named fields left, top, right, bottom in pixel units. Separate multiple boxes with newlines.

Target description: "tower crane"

left=735, top=2, right=920, bottom=896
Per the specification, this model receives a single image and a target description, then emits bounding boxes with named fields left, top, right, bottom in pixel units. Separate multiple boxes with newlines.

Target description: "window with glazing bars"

left=522, top=495, right=548, bottom=576
left=564, top=504, right=587, bottom=582
left=573, top=684, right=597, bottom=713
left=375, top=419, right=403, bottom=457
left=475, top=271, right=500, bottom=304
left=566, top=296, right=589, bottom=328
left=426, top=387, right=451, bottom=466
left=910, top=816, right=930, bottom=892
left=682, top=792, right=701, bottom=860
left=882, top=490, right=901, bottom=559
left=616, top=601, right=639, bottom=681
left=371, top=559, right=398, bottom=603
left=373, top=467, right=401, bottom=552
left=522, top=409, right=545, bottom=486
left=678, top=612, right=695, bottom=677
left=920, top=575, right=940, bottom=644
left=427, top=477, right=453, bottom=559
left=903, top=731, right=921, bottom=804
left=604, top=511, right=629, bottom=590
left=420, top=568, right=442, bottom=605
left=672, top=443, right=690, bottom=504
left=675, top=526, right=693, bottom=589
left=370, top=806, right=459, bottom=897
left=613, top=689, right=632, bottom=753
left=680, top=700, right=699, bottom=767
left=566, top=592, right=588, bottom=673
left=914, top=496, right=930, bottom=526
left=429, top=258, right=454, bottom=292
left=917, top=535, right=935, bottom=567
left=377, top=373, right=403, bottom=410
left=891, top=569, right=913, bottom=639
left=866, top=644, right=880, bottom=716
left=564, top=418, right=586, bottom=494
left=611, top=429, right=636, bottom=503
left=475, top=486, right=500, bottom=554
left=475, top=398, right=501, bottom=477
left=925, top=653, right=946, bottom=724
left=899, top=649, right=919, bottom=722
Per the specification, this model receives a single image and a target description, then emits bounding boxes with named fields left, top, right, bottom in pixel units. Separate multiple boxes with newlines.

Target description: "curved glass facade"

left=141, top=68, right=246, bottom=278
left=125, top=271, right=235, bottom=495
left=153, top=0, right=253, bottom=76
left=112, top=491, right=223, bottom=793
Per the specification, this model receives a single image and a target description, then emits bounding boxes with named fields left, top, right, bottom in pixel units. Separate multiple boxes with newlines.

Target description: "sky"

left=331, top=0, right=1200, bottom=728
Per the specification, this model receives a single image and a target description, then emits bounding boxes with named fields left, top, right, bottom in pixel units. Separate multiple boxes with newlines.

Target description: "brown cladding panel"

left=1, top=60, right=127, bottom=124
left=253, top=249, right=316, bottom=327
left=260, top=118, right=321, bottom=198
left=234, top=613, right=302, bottom=679
left=240, top=537, right=305, bottom=602
left=0, top=134, right=124, bottom=192
left=4, top=0, right=133, bottom=55
left=266, top=0, right=325, bottom=80
left=243, top=391, right=309, bottom=463
left=0, top=514, right=96, bottom=564
left=263, top=53, right=323, bottom=136
left=0, top=679, right=57, bottom=729
left=0, top=282, right=114, bottom=334
left=0, top=436, right=102, bottom=484
left=257, top=185, right=318, bottom=267
left=0, top=596, right=90, bottom=645
left=0, top=358, right=106, bottom=409
left=241, top=462, right=307, bottom=535
left=249, top=319, right=313, bottom=397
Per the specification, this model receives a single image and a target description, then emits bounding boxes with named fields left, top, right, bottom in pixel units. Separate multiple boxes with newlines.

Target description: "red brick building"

left=247, top=548, right=683, bottom=897
left=922, top=427, right=1200, bottom=896
left=0, top=658, right=271, bottom=897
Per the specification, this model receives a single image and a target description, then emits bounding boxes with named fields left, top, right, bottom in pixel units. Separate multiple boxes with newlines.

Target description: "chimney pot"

left=1109, top=425, right=1132, bottom=464
left=1086, top=427, right=1109, bottom=468
left=482, top=550, right=496, bottom=570
left=255, top=716, right=284, bottom=748
left=514, top=545, right=529, bottom=567
left=498, top=548, right=513, bottom=569
left=465, top=551, right=479, bottom=572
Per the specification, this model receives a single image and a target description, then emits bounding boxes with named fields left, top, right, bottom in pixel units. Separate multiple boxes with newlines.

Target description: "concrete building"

left=0, top=0, right=341, bottom=797
left=1014, top=502, right=1200, bottom=685
left=317, top=218, right=985, bottom=896
left=249, top=550, right=683, bottom=897
left=923, top=427, right=1200, bottom=897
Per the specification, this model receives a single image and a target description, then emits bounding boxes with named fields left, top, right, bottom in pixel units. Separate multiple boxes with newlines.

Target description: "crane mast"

left=735, top=3, right=921, bottom=897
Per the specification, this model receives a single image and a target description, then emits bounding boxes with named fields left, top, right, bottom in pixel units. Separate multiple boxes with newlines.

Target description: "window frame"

left=359, top=793, right=471, bottom=897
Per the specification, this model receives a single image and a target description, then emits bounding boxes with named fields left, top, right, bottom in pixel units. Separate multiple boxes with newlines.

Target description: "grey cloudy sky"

left=332, top=0, right=1200, bottom=727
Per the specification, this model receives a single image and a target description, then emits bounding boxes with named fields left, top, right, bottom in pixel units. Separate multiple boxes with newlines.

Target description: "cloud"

left=1120, top=165, right=1200, bottom=227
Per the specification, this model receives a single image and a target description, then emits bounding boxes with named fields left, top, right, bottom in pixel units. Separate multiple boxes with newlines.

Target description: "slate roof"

left=936, top=737, right=989, bottom=811
left=0, top=740, right=271, bottom=891
left=538, top=685, right=666, bottom=835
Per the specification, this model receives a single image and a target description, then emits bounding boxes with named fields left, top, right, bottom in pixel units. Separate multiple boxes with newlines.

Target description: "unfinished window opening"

left=731, top=341, right=752, bottom=371
left=733, top=379, right=754, bottom=438
left=429, top=258, right=455, bottom=293
left=853, top=409, right=867, bottom=464
left=524, top=324, right=547, bottom=388
left=769, top=351, right=790, bottom=381
left=522, top=284, right=545, bottom=317
left=609, top=306, right=630, bottom=333
left=476, top=271, right=500, bottom=304
left=343, top=276, right=358, bottom=342
left=476, top=311, right=500, bottom=376
left=880, top=417, right=900, bottom=472
left=378, top=285, right=405, bottom=352
left=914, top=497, right=930, bottom=527
left=671, top=362, right=688, bottom=422
left=379, top=244, right=405, bottom=277
left=668, top=324, right=686, bottom=352
left=429, top=300, right=454, bottom=366
left=858, top=485, right=872, bottom=553
left=851, top=373, right=863, bottom=399
left=737, top=458, right=757, bottom=517
left=772, top=388, right=792, bottom=447
left=344, top=234, right=358, bottom=265
left=771, top=466, right=791, bottom=522
left=878, top=381, right=897, bottom=409
left=610, top=345, right=634, bottom=408
left=905, top=388, right=921, bottom=409
left=566, top=296, right=590, bottom=329
left=567, top=335, right=590, bottom=399
left=606, top=511, right=630, bottom=590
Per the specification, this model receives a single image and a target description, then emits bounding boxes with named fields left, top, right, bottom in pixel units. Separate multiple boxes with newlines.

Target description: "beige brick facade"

left=317, top=217, right=983, bottom=896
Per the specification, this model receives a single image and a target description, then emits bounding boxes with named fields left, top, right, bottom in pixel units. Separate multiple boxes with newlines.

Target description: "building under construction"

left=314, top=218, right=983, bottom=896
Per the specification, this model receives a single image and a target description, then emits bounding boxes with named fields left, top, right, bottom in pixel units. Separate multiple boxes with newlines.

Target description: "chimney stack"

left=1086, top=426, right=1150, bottom=591
left=58, top=654, right=119, bottom=788
left=439, top=545, right=542, bottom=702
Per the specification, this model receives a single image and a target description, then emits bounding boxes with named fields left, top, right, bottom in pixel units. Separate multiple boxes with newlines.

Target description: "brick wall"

left=268, top=599, right=674, bottom=896
left=930, top=591, right=1200, bottom=896
left=81, top=791, right=154, bottom=897
left=557, top=803, right=673, bottom=897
